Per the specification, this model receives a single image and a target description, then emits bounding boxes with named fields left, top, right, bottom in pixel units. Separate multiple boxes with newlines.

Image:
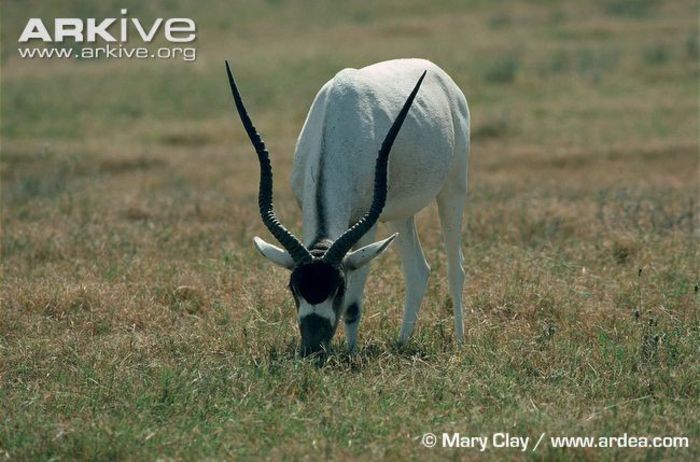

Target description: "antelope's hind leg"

left=388, top=217, right=431, bottom=345
left=436, top=181, right=467, bottom=345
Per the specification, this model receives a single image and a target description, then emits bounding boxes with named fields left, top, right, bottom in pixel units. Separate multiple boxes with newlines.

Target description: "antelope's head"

left=225, top=61, right=424, bottom=355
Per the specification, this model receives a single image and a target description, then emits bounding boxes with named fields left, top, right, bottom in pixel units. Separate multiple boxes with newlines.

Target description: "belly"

left=341, top=128, right=455, bottom=223
left=379, top=144, right=452, bottom=221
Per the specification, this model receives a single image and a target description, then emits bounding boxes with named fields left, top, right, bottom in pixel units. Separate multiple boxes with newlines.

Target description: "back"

left=292, top=58, right=469, bottom=239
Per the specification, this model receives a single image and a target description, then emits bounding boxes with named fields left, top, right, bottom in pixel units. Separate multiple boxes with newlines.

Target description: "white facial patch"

left=298, top=298, right=336, bottom=325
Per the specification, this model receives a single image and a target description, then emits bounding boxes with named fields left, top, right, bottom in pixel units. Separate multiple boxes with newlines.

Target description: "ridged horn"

left=323, top=70, right=427, bottom=265
left=225, top=61, right=313, bottom=265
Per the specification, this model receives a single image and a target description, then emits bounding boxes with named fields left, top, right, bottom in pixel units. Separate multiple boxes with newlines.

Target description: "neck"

left=302, top=187, right=353, bottom=247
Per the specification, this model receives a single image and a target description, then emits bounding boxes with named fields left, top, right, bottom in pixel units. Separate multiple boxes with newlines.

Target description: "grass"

left=1, top=0, right=698, bottom=460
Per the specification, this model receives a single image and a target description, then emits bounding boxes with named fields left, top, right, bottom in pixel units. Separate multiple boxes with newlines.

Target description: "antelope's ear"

left=343, top=233, right=398, bottom=270
left=253, top=237, right=295, bottom=270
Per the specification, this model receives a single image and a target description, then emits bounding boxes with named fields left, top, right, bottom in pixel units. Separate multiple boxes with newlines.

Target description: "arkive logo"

left=17, top=9, right=197, bottom=62
left=18, top=9, right=196, bottom=43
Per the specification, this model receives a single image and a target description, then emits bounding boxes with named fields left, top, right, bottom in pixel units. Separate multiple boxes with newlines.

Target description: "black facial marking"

left=289, top=260, right=344, bottom=305
left=345, top=302, right=359, bottom=324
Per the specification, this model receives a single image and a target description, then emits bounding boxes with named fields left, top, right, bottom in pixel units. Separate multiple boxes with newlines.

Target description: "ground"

left=1, top=0, right=698, bottom=460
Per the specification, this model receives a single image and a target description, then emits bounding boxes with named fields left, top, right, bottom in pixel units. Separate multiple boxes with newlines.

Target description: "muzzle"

left=299, top=314, right=334, bottom=356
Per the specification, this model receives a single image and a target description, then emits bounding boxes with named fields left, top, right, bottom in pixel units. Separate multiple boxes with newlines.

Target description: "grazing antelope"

left=226, top=58, right=470, bottom=355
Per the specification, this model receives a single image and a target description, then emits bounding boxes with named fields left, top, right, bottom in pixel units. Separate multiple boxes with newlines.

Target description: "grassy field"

left=1, top=0, right=698, bottom=459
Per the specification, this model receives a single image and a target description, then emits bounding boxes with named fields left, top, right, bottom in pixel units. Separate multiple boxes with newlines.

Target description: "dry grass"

left=1, top=0, right=698, bottom=460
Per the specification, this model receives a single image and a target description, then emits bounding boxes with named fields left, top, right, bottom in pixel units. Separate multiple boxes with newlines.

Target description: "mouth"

left=300, top=341, right=330, bottom=357
left=299, top=314, right=334, bottom=356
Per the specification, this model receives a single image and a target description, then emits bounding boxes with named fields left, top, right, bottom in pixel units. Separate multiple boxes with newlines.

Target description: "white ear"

left=344, top=233, right=398, bottom=270
left=253, top=236, right=295, bottom=270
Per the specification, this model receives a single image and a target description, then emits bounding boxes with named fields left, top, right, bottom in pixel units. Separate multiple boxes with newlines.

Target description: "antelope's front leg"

left=388, top=217, right=430, bottom=345
left=342, top=225, right=377, bottom=351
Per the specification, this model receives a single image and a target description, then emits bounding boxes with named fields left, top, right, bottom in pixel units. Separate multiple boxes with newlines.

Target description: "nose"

left=299, top=314, right=333, bottom=356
